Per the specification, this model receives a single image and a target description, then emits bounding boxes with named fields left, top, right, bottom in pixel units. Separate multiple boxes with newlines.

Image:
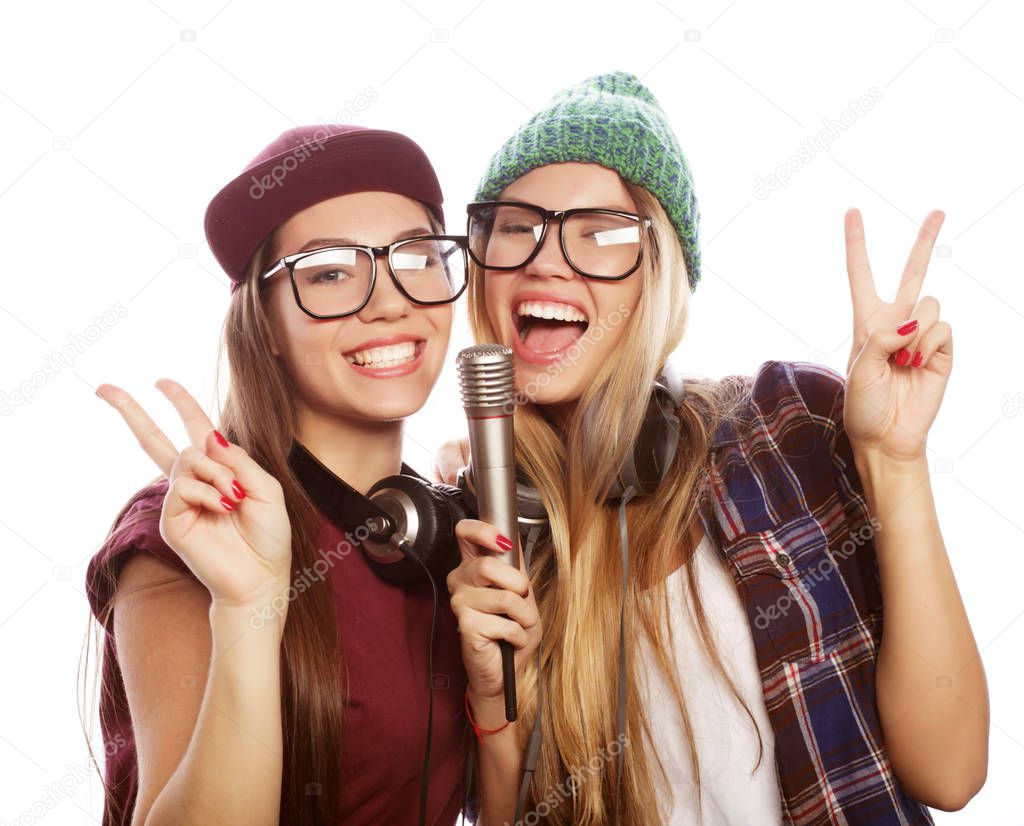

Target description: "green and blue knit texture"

left=473, top=70, right=701, bottom=291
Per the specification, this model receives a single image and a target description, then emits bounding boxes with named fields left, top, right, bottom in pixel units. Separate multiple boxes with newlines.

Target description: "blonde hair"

left=467, top=180, right=761, bottom=824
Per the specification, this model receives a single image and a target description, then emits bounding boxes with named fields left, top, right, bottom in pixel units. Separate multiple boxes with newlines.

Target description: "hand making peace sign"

left=95, top=379, right=293, bottom=613
left=842, top=208, right=953, bottom=462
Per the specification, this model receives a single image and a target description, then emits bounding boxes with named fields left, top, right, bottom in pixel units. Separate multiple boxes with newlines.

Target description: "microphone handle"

left=500, top=640, right=517, bottom=722
left=469, top=443, right=520, bottom=723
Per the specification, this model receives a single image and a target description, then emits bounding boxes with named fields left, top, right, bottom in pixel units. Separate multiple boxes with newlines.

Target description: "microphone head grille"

left=456, top=344, right=515, bottom=409
left=457, top=343, right=512, bottom=362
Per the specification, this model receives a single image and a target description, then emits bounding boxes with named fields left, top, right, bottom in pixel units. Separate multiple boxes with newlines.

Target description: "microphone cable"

left=400, top=540, right=439, bottom=826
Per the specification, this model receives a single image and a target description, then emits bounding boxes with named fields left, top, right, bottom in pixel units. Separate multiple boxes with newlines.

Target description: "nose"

left=355, top=252, right=411, bottom=323
left=524, top=217, right=574, bottom=280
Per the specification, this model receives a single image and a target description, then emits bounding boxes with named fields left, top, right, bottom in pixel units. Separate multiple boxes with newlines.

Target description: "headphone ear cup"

left=433, top=482, right=470, bottom=524
left=611, top=382, right=681, bottom=498
left=364, top=475, right=461, bottom=586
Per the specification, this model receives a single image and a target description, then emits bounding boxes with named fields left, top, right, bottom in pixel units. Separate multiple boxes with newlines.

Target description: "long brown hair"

left=467, top=180, right=761, bottom=824
left=81, top=209, right=443, bottom=823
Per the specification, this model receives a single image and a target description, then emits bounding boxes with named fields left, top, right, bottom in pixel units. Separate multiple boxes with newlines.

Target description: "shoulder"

left=750, top=359, right=845, bottom=426
left=703, top=359, right=846, bottom=450
left=85, top=477, right=197, bottom=630
left=739, top=359, right=848, bottom=455
left=701, top=360, right=855, bottom=527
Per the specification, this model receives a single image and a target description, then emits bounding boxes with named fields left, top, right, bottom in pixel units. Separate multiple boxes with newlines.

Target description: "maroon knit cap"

left=204, top=124, right=445, bottom=292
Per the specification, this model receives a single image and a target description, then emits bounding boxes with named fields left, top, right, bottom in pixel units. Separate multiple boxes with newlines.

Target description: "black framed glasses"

left=260, top=235, right=469, bottom=320
left=466, top=201, right=653, bottom=280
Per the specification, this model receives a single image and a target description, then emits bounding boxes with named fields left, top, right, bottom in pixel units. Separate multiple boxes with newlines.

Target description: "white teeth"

left=346, top=341, right=418, bottom=367
left=515, top=300, right=588, bottom=323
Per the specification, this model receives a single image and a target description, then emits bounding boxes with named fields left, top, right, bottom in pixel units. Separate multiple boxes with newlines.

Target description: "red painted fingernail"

left=231, top=480, right=246, bottom=499
left=895, top=348, right=911, bottom=366
left=896, top=320, right=918, bottom=336
left=219, top=496, right=235, bottom=511
left=495, top=534, right=513, bottom=551
left=214, top=429, right=229, bottom=448
left=912, top=350, right=923, bottom=367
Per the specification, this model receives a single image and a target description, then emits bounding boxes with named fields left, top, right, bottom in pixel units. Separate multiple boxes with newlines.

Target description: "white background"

left=1, top=0, right=1022, bottom=822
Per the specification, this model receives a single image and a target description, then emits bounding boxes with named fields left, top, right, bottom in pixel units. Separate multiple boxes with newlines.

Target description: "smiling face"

left=480, top=162, right=644, bottom=410
left=265, top=191, right=452, bottom=423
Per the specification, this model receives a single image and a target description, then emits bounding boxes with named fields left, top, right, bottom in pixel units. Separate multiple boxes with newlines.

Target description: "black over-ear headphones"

left=288, top=438, right=470, bottom=586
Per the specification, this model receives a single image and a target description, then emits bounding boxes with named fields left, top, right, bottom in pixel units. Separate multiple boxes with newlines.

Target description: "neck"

left=294, top=404, right=404, bottom=495
left=541, top=398, right=577, bottom=432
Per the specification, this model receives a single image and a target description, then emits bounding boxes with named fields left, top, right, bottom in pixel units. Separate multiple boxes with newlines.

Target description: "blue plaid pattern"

left=695, top=359, right=934, bottom=825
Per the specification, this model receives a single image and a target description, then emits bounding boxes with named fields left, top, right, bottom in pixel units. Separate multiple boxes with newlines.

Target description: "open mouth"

left=512, top=299, right=590, bottom=356
left=343, top=339, right=424, bottom=369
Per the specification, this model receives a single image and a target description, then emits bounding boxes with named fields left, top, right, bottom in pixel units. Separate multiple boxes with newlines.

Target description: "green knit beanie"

left=473, top=70, right=701, bottom=291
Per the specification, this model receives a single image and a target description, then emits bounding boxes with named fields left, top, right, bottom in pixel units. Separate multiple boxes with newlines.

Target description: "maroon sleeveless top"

left=85, top=455, right=471, bottom=825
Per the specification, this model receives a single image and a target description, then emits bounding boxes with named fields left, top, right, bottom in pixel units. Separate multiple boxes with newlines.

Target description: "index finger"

left=844, top=208, right=878, bottom=322
left=154, top=378, right=216, bottom=449
left=455, top=518, right=526, bottom=573
left=95, top=383, right=178, bottom=476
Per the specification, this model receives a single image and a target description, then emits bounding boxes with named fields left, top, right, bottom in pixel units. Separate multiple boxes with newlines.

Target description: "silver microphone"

left=457, top=344, right=520, bottom=569
left=456, top=343, right=520, bottom=721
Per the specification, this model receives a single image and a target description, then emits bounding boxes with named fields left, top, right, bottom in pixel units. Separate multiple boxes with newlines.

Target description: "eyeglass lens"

left=468, top=204, right=642, bottom=278
left=292, top=238, right=466, bottom=316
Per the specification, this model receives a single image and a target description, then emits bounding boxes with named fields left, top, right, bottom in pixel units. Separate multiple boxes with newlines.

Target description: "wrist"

left=210, top=594, right=288, bottom=643
left=852, top=446, right=931, bottom=520
left=466, top=687, right=515, bottom=733
left=853, top=446, right=929, bottom=485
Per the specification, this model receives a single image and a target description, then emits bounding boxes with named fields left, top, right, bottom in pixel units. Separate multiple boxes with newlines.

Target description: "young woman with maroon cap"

left=84, top=124, right=475, bottom=825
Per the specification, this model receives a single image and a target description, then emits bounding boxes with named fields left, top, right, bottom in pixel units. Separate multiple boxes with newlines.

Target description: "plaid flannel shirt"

left=694, top=359, right=934, bottom=825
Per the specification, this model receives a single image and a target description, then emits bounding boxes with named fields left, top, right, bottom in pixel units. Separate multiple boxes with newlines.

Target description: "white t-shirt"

left=634, top=531, right=784, bottom=825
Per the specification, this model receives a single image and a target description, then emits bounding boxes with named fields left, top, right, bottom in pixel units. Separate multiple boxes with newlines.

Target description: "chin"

left=515, top=372, right=586, bottom=408
left=358, top=397, right=423, bottom=422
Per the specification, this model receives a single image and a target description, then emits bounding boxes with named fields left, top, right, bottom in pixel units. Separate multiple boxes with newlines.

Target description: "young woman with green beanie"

left=438, top=70, right=987, bottom=825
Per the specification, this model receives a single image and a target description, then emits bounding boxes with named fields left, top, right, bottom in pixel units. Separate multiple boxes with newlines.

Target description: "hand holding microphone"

left=450, top=345, right=532, bottom=722
left=446, top=519, right=541, bottom=722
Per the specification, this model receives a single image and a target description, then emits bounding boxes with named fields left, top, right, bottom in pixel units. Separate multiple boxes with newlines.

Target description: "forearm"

left=467, top=690, right=526, bottom=826
left=854, top=448, right=989, bottom=810
left=142, top=605, right=285, bottom=826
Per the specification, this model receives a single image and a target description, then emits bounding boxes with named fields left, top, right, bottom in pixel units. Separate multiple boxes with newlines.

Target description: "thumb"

left=434, top=437, right=470, bottom=485
left=203, top=428, right=280, bottom=502
left=860, top=318, right=919, bottom=367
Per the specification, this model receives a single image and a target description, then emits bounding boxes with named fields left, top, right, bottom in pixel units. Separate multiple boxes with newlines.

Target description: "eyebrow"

left=295, top=227, right=434, bottom=253
left=498, top=196, right=637, bottom=213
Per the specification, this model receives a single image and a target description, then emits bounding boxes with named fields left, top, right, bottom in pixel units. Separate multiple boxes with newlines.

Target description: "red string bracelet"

left=465, top=691, right=511, bottom=741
